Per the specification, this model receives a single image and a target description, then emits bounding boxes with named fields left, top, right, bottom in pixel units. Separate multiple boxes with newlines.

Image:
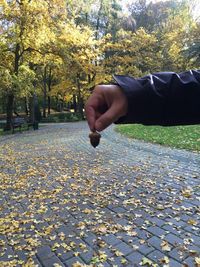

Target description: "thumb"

left=95, top=104, right=120, bottom=131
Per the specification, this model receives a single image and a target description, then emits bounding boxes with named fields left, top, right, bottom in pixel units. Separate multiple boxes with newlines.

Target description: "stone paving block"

left=183, top=256, right=196, bottom=267
left=108, top=255, right=129, bottom=266
left=118, top=234, right=139, bottom=245
left=15, top=250, right=29, bottom=261
left=83, top=233, right=97, bottom=246
left=98, top=247, right=114, bottom=259
left=56, top=224, right=76, bottom=237
left=183, top=225, right=200, bottom=235
left=147, top=236, right=162, bottom=250
left=114, top=241, right=133, bottom=256
left=188, top=234, right=200, bottom=247
left=116, top=218, right=130, bottom=226
left=31, top=256, right=43, bottom=267
left=162, top=224, right=180, bottom=235
left=64, top=256, right=85, bottom=266
left=126, top=251, right=143, bottom=265
left=147, top=250, right=166, bottom=262
left=166, top=218, right=187, bottom=227
left=101, top=261, right=111, bottom=267
left=138, top=244, right=155, bottom=255
left=149, top=217, right=166, bottom=227
left=133, top=217, right=145, bottom=226
left=0, top=246, right=15, bottom=261
left=79, top=248, right=95, bottom=264
left=187, top=244, right=200, bottom=253
left=164, top=233, right=184, bottom=246
left=55, top=248, right=74, bottom=261
left=36, top=245, right=54, bottom=261
left=168, top=248, right=187, bottom=262
left=147, top=226, right=166, bottom=237
left=0, top=235, right=6, bottom=242
left=41, top=255, right=65, bottom=267
left=101, top=234, right=121, bottom=246
left=112, top=206, right=127, bottom=214
left=168, top=258, right=183, bottom=267
left=136, top=229, right=151, bottom=240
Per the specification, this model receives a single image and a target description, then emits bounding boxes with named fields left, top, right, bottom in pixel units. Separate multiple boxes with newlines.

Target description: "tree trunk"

left=4, top=94, right=14, bottom=131
left=5, top=43, right=20, bottom=130
left=48, top=96, right=51, bottom=115
left=43, top=66, right=47, bottom=118
left=76, top=74, right=84, bottom=119
left=47, top=67, right=52, bottom=115
left=24, top=97, right=29, bottom=115
left=95, top=0, right=103, bottom=40
left=73, top=94, right=77, bottom=113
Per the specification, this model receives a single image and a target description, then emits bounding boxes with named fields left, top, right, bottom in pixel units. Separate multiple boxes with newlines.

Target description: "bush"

left=41, top=112, right=82, bottom=123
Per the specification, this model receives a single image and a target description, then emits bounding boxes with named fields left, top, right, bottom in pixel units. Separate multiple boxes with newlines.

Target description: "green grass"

left=115, top=124, right=200, bottom=152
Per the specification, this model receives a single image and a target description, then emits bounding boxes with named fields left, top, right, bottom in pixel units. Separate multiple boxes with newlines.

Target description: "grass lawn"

left=115, top=124, right=200, bottom=152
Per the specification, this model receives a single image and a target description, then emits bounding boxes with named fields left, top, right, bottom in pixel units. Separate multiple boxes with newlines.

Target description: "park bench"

left=11, top=117, right=34, bottom=134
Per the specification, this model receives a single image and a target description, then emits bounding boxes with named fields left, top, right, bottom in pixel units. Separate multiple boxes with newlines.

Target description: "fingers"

left=85, top=90, right=104, bottom=131
left=95, top=103, right=122, bottom=131
left=85, top=84, right=128, bottom=132
left=85, top=105, right=96, bottom=132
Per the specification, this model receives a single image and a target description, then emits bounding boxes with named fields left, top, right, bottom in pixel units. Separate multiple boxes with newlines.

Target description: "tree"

left=0, top=0, right=66, bottom=128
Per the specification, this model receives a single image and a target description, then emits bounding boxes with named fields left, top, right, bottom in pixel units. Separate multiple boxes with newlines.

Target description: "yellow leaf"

left=99, top=251, right=107, bottom=262
left=96, top=224, right=107, bottom=234
left=79, top=243, right=87, bottom=250
left=157, top=204, right=164, bottom=210
left=141, top=257, right=155, bottom=266
left=161, top=241, right=171, bottom=251
left=195, top=257, right=200, bottom=264
left=77, top=222, right=86, bottom=230
left=58, top=232, right=65, bottom=241
left=72, top=262, right=87, bottom=267
left=181, top=188, right=193, bottom=198
left=115, top=250, right=123, bottom=257
left=121, top=258, right=127, bottom=264
left=188, top=219, right=198, bottom=226
left=50, top=235, right=57, bottom=241
left=83, top=208, right=92, bottom=214
left=52, top=242, right=60, bottom=250
left=74, top=252, right=80, bottom=257
left=160, top=256, right=170, bottom=264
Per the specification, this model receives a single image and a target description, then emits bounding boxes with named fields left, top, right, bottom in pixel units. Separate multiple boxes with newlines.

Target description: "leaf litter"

left=0, top=128, right=199, bottom=267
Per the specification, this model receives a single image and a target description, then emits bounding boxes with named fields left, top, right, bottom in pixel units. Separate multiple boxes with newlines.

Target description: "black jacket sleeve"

left=113, top=70, right=200, bottom=126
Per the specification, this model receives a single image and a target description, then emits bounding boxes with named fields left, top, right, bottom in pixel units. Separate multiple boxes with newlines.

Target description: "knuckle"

left=94, top=84, right=103, bottom=92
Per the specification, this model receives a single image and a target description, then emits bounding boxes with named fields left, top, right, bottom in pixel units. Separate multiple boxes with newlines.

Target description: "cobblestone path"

left=0, top=122, right=199, bottom=267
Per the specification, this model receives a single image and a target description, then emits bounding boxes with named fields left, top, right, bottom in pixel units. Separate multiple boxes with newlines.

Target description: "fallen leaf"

left=161, top=240, right=171, bottom=251
left=188, top=219, right=198, bottom=225
left=195, top=257, right=200, bottom=265
left=141, top=257, right=158, bottom=266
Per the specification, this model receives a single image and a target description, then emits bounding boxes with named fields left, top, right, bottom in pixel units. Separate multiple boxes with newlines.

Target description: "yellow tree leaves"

left=1, top=0, right=199, bottom=111
left=103, top=28, right=162, bottom=77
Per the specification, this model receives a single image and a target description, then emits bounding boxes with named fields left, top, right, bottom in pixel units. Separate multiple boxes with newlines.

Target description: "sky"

left=121, top=0, right=200, bottom=20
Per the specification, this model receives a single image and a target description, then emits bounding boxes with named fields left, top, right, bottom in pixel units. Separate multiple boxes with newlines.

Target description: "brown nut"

left=89, top=131, right=101, bottom=148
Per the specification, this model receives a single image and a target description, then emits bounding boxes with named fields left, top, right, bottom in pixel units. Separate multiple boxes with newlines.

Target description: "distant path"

left=0, top=122, right=199, bottom=267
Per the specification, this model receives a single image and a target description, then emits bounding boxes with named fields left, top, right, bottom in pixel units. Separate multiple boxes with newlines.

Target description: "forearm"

left=113, top=70, right=200, bottom=126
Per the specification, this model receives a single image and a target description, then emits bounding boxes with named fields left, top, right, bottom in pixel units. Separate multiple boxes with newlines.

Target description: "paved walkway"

left=0, top=122, right=199, bottom=267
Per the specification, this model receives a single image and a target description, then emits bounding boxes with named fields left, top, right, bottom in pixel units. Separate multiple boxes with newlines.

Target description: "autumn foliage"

left=0, top=0, right=199, bottom=127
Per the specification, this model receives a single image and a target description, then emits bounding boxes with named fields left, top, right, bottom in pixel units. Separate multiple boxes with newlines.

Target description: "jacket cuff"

left=113, top=74, right=165, bottom=125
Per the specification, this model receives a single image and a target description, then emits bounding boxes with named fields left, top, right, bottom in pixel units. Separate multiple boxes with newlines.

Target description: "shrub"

left=41, top=112, right=82, bottom=123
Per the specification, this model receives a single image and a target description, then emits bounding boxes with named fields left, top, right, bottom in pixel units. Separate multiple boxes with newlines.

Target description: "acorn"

left=89, top=131, right=101, bottom=148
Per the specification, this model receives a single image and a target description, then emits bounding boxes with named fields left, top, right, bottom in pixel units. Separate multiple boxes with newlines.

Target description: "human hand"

left=85, top=84, right=128, bottom=132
